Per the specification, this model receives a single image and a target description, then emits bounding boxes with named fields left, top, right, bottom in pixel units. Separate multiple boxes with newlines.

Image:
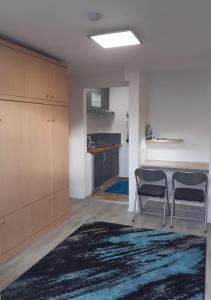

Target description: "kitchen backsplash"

left=88, top=133, right=121, bottom=145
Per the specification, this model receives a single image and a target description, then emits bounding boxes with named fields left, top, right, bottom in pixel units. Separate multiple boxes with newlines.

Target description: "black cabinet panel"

left=104, top=151, right=113, bottom=181
left=93, top=148, right=120, bottom=190
left=94, top=153, right=104, bottom=189
left=112, top=149, right=119, bottom=177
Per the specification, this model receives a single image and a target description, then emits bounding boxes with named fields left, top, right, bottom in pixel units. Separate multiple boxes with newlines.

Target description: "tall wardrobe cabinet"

left=0, top=39, right=70, bottom=261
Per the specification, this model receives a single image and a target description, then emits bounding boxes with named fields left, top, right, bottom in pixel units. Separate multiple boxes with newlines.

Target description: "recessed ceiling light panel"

left=89, top=30, right=141, bottom=48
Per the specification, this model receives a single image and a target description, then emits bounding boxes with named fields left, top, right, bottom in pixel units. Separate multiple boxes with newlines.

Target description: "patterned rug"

left=1, top=222, right=206, bottom=300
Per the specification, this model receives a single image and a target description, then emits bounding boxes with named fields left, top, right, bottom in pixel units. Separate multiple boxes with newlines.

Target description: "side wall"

left=147, top=70, right=210, bottom=162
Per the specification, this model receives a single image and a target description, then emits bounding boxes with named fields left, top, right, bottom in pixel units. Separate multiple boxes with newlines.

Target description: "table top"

left=142, top=160, right=209, bottom=171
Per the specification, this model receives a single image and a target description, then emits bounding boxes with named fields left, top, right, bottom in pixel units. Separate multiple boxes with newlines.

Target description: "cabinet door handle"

left=51, top=95, right=54, bottom=99
left=52, top=120, right=55, bottom=122
left=46, top=94, right=50, bottom=98
left=0, top=118, right=2, bottom=122
left=0, top=220, right=6, bottom=225
left=47, top=120, right=51, bottom=122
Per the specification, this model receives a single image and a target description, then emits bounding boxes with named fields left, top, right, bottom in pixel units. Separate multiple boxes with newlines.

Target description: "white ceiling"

left=1, top=0, right=211, bottom=76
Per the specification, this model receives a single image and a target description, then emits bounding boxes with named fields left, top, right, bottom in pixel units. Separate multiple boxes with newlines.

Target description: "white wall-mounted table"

left=142, top=160, right=209, bottom=171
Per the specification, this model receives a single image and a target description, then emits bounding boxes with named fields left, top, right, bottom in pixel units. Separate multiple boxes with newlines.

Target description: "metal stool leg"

left=132, top=191, right=138, bottom=222
left=204, top=195, right=208, bottom=233
left=139, top=195, right=143, bottom=213
left=166, top=190, right=171, bottom=216
left=162, top=191, right=167, bottom=227
left=170, top=197, right=175, bottom=228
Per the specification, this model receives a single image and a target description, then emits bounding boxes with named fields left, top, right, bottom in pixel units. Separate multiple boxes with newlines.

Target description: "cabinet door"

left=0, top=101, right=30, bottom=217
left=0, top=101, right=52, bottom=218
left=112, top=149, right=119, bottom=177
left=30, top=196, right=52, bottom=235
left=51, top=188, right=70, bottom=221
left=24, top=55, right=49, bottom=100
left=49, top=64, right=68, bottom=102
left=94, top=153, right=104, bottom=189
left=104, top=151, right=113, bottom=181
left=0, top=206, right=30, bottom=255
left=51, top=107, right=69, bottom=192
left=0, top=44, right=25, bottom=96
left=21, top=103, right=52, bottom=203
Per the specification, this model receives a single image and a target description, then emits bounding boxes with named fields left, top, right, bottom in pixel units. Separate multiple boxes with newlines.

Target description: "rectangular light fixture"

left=89, top=30, right=141, bottom=48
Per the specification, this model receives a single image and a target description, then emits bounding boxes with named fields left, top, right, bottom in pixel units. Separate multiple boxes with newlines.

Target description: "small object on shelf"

left=145, top=123, right=152, bottom=139
left=146, top=138, right=184, bottom=143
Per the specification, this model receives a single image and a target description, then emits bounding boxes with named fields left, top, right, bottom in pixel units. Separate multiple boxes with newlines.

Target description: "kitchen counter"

left=87, top=144, right=121, bottom=155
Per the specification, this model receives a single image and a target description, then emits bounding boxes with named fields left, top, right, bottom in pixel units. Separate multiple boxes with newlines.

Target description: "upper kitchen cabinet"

left=24, top=55, right=49, bottom=100
left=49, top=63, right=68, bottom=102
left=0, top=44, right=25, bottom=97
left=24, top=55, right=68, bottom=103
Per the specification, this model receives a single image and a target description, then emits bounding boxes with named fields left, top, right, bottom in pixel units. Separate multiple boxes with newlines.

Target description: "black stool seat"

left=138, top=184, right=166, bottom=198
left=174, top=188, right=204, bottom=203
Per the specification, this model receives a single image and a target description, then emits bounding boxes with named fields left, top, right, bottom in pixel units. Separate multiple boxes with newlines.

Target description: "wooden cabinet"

left=0, top=206, right=30, bottom=256
left=24, top=54, right=68, bottom=102
left=0, top=101, right=30, bottom=216
left=24, top=103, right=53, bottom=203
left=50, top=188, right=70, bottom=221
left=0, top=101, right=52, bottom=217
left=0, top=44, right=25, bottom=97
left=0, top=38, right=69, bottom=262
left=30, top=196, right=52, bottom=235
left=51, top=106, right=69, bottom=192
left=24, top=55, right=49, bottom=100
left=49, top=64, right=68, bottom=102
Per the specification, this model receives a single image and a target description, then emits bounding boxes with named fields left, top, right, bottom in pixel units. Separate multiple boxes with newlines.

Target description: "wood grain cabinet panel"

left=51, top=188, right=70, bottom=221
left=24, top=103, right=52, bottom=202
left=24, top=55, right=49, bottom=100
left=0, top=101, right=30, bottom=216
left=30, top=196, right=52, bottom=235
left=0, top=206, right=30, bottom=256
left=0, top=44, right=25, bottom=97
left=51, top=106, right=69, bottom=192
left=49, top=64, right=68, bottom=102
left=0, top=101, right=52, bottom=217
left=24, top=55, right=68, bottom=103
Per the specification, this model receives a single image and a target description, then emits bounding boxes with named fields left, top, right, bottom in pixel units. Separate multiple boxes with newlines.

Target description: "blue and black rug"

left=1, top=222, right=206, bottom=300
left=105, top=179, right=129, bottom=195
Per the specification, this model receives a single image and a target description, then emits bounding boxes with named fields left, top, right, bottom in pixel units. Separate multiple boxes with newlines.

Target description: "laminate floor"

left=0, top=198, right=210, bottom=299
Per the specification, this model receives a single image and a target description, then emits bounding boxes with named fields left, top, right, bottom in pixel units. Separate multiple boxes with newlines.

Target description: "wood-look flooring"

left=92, top=191, right=128, bottom=202
left=0, top=198, right=210, bottom=299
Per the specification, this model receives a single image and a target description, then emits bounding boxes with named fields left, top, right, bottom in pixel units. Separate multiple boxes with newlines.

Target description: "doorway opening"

left=85, top=86, right=129, bottom=202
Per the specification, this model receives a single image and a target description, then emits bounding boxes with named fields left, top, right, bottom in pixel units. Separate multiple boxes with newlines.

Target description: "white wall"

left=87, top=86, right=129, bottom=177
left=125, top=68, right=148, bottom=211
left=69, top=77, right=86, bottom=199
left=147, top=70, right=210, bottom=162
